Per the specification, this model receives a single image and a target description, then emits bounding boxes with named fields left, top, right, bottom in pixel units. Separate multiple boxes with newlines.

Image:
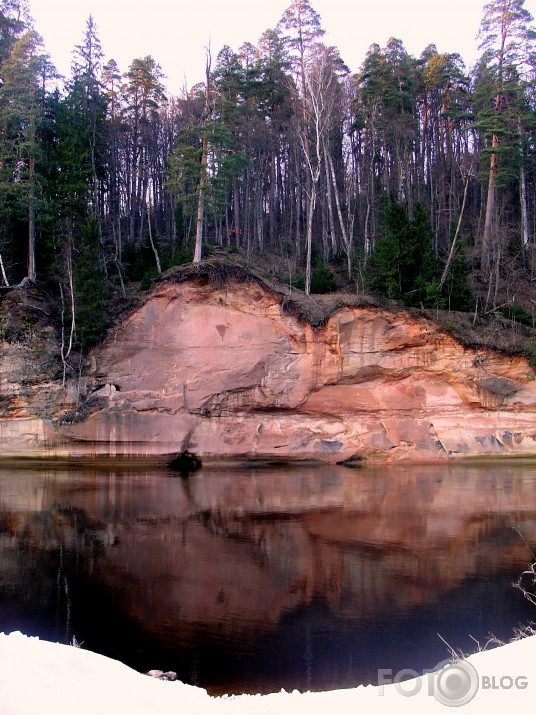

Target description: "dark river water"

left=1, top=460, right=536, bottom=695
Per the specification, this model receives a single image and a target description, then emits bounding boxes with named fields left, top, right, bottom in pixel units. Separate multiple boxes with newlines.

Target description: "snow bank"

left=0, top=631, right=535, bottom=714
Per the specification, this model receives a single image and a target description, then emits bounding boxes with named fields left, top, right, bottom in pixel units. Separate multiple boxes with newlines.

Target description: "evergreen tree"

left=101, top=58, right=123, bottom=261
left=418, top=47, right=472, bottom=251
left=121, top=55, right=166, bottom=246
left=0, top=0, right=535, bottom=329
left=0, top=0, right=28, bottom=68
left=476, top=0, right=535, bottom=275
left=0, top=28, right=50, bottom=282
left=255, top=28, right=294, bottom=247
left=69, top=15, right=108, bottom=221
left=353, top=38, right=420, bottom=254
left=167, top=84, right=245, bottom=251
left=369, top=200, right=438, bottom=306
left=72, top=216, right=109, bottom=348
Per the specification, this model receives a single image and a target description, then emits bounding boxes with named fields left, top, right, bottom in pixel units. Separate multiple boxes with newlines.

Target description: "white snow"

left=0, top=630, right=535, bottom=714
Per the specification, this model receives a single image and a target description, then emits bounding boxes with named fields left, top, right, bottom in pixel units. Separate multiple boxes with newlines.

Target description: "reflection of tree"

left=513, top=526, right=536, bottom=609
left=1, top=506, right=109, bottom=644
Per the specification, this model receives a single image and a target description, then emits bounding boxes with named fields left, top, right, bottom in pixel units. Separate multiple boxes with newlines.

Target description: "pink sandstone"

left=1, top=274, right=536, bottom=462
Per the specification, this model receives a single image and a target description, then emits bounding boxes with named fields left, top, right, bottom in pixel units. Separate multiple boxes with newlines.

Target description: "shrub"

left=122, top=241, right=155, bottom=281
left=501, top=304, right=534, bottom=327
left=140, top=267, right=159, bottom=291
left=526, top=342, right=536, bottom=371
left=293, top=263, right=336, bottom=293
left=441, top=244, right=474, bottom=312
left=161, top=247, right=191, bottom=270
left=72, top=218, right=110, bottom=349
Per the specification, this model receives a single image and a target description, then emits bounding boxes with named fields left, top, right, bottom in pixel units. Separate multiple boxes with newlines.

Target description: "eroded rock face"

left=1, top=275, right=536, bottom=461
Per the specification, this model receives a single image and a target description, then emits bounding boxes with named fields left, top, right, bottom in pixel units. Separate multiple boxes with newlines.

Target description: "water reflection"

left=1, top=461, right=536, bottom=694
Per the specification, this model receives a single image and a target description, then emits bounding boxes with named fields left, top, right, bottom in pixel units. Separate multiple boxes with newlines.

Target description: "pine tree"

left=0, top=0, right=28, bottom=68
left=354, top=39, right=420, bottom=253
left=477, top=0, right=536, bottom=276
left=121, top=55, right=166, bottom=248
left=70, top=15, right=108, bottom=222
left=0, top=29, right=50, bottom=282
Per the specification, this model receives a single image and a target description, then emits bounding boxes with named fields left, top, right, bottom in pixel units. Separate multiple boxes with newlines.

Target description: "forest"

left=1, top=0, right=536, bottom=352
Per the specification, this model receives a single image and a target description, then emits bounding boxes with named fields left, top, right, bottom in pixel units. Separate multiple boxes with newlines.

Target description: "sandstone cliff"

left=1, top=265, right=536, bottom=462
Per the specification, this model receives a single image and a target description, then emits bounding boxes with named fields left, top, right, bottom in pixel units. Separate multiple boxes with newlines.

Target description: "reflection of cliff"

left=1, top=464, right=536, bottom=647
left=2, top=273, right=536, bottom=461
left=184, top=465, right=536, bottom=628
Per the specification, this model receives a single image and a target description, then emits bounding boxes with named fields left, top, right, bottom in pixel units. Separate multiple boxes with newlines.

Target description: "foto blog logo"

left=378, top=658, right=528, bottom=707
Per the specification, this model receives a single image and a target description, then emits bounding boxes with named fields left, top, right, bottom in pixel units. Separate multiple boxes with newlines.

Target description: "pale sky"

left=27, top=0, right=536, bottom=95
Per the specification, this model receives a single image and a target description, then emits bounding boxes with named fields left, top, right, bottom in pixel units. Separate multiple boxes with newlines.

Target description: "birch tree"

left=278, top=0, right=324, bottom=288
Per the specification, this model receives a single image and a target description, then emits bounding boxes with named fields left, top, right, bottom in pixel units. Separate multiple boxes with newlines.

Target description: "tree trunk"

left=294, top=178, right=302, bottom=259
left=326, top=150, right=352, bottom=277
left=146, top=201, right=162, bottom=273
left=28, top=174, right=36, bottom=282
left=518, top=121, right=530, bottom=256
left=305, top=188, right=317, bottom=295
left=439, top=169, right=471, bottom=291
left=233, top=181, right=241, bottom=246
left=193, top=48, right=212, bottom=265
left=193, top=167, right=206, bottom=264
left=364, top=198, right=371, bottom=259
left=27, top=113, right=36, bottom=282
left=324, top=153, right=337, bottom=254
left=0, top=254, right=9, bottom=287
left=520, top=157, right=530, bottom=253
left=269, top=151, right=276, bottom=246
left=481, top=133, right=498, bottom=274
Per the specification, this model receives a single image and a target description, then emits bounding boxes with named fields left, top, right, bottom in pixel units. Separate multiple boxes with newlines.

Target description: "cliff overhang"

left=1, top=261, right=536, bottom=463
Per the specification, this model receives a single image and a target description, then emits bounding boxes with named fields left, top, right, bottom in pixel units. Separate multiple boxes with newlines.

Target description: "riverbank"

left=2, top=265, right=536, bottom=464
left=0, top=631, right=535, bottom=714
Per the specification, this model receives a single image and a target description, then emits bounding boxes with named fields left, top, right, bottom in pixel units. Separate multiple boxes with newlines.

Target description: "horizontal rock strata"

left=1, top=275, right=536, bottom=461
